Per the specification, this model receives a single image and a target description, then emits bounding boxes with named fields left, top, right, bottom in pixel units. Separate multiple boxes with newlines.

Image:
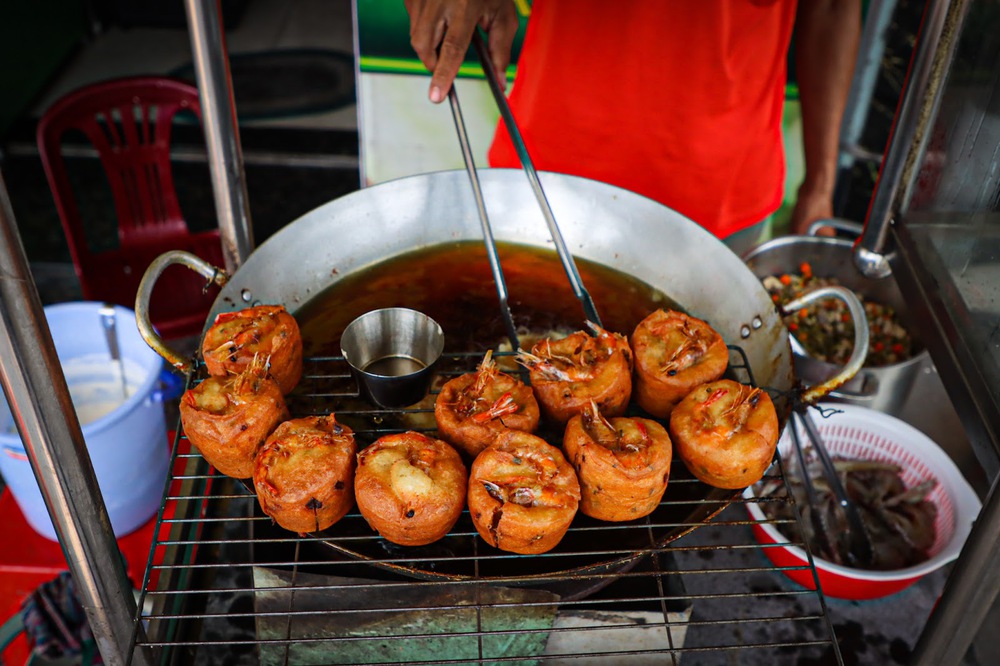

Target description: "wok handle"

left=828, top=373, right=879, bottom=400
left=135, top=250, right=229, bottom=375
left=782, top=285, right=869, bottom=405
left=807, top=218, right=864, bottom=238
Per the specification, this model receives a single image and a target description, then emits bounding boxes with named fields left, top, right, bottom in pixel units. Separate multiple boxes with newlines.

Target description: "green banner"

left=356, top=0, right=531, bottom=77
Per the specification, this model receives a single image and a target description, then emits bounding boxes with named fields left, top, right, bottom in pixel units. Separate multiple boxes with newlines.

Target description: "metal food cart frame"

left=1, top=0, right=998, bottom=664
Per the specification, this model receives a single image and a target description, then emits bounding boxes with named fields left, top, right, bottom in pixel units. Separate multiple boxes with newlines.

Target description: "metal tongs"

left=450, top=30, right=603, bottom=334
left=788, top=407, right=875, bottom=568
left=447, top=84, right=521, bottom=352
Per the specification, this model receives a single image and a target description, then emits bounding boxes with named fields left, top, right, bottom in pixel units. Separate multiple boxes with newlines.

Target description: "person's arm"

left=790, top=0, right=861, bottom=234
left=405, top=0, right=519, bottom=103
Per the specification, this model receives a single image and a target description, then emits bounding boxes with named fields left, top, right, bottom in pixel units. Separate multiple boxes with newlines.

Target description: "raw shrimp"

left=757, top=457, right=938, bottom=570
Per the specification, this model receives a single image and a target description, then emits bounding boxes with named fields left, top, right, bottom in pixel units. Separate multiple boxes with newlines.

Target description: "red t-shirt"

left=488, top=0, right=798, bottom=238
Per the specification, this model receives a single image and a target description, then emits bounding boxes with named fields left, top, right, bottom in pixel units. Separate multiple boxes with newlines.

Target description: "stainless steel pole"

left=854, top=0, right=970, bottom=279
left=183, top=0, right=254, bottom=271
left=837, top=0, right=898, bottom=174
left=912, top=474, right=1000, bottom=664
left=0, top=174, right=150, bottom=666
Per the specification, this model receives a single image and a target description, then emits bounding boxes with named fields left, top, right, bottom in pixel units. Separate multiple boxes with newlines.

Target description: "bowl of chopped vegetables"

left=745, top=403, right=980, bottom=600
left=743, top=229, right=928, bottom=416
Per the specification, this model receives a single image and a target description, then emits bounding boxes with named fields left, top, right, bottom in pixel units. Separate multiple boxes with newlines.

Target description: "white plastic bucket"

left=0, top=302, right=170, bottom=541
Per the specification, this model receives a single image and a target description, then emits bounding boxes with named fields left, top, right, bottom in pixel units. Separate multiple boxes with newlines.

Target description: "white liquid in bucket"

left=4, top=354, right=146, bottom=433
left=62, top=353, right=146, bottom=426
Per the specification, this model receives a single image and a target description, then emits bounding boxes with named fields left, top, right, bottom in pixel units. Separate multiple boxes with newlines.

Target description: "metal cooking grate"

left=126, top=348, right=844, bottom=666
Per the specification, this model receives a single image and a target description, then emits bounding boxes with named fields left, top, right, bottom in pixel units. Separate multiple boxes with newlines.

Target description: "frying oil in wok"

left=296, top=241, right=677, bottom=355
left=289, top=242, right=740, bottom=584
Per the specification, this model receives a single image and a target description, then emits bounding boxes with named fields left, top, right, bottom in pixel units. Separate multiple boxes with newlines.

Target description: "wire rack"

left=126, top=347, right=844, bottom=666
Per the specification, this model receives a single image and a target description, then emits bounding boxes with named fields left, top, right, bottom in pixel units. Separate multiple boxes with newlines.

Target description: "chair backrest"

left=37, top=76, right=224, bottom=341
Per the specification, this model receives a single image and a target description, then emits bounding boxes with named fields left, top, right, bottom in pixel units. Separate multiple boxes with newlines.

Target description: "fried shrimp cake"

left=468, top=430, right=581, bottom=555
left=202, top=304, right=303, bottom=394
left=435, top=350, right=540, bottom=458
left=631, top=309, right=729, bottom=418
left=669, top=379, right=779, bottom=489
left=180, top=356, right=288, bottom=479
left=253, top=414, right=357, bottom=534
left=354, top=432, right=467, bottom=546
left=516, top=322, right=632, bottom=426
left=564, top=400, right=673, bottom=521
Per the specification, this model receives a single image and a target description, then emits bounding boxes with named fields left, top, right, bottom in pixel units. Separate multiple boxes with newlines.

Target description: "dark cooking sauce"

left=297, top=241, right=677, bottom=356
left=364, top=356, right=425, bottom=377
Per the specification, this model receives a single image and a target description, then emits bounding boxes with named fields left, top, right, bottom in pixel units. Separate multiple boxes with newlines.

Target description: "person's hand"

left=405, top=0, right=519, bottom=103
left=789, top=182, right=836, bottom=236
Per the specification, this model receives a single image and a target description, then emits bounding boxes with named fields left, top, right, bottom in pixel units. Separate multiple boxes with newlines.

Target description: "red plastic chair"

left=37, top=76, right=225, bottom=341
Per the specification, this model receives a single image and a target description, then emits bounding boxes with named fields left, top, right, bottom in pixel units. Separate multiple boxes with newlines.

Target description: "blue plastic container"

left=0, top=302, right=170, bottom=541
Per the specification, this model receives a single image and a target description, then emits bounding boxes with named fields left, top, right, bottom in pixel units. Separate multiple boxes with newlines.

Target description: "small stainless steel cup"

left=340, top=308, right=445, bottom=408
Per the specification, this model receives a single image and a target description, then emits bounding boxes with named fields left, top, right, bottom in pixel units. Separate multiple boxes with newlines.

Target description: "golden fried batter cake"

left=180, top=356, right=288, bottom=478
left=670, top=379, right=779, bottom=489
left=516, top=322, right=632, bottom=425
left=564, top=400, right=673, bottom=521
left=435, top=350, right=540, bottom=458
left=202, top=304, right=303, bottom=395
left=254, top=414, right=357, bottom=534
left=631, top=309, right=728, bottom=418
left=354, top=431, right=467, bottom=546
left=468, top=430, right=580, bottom=554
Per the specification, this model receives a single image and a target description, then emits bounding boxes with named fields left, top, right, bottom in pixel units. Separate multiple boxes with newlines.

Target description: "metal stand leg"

left=0, top=174, right=151, bottom=666
left=912, top=475, right=1000, bottom=664
left=183, top=0, right=254, bottom=272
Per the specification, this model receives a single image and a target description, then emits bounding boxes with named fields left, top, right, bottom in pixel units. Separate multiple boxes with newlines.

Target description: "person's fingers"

left=484, top=4, right=519, bottom=90
left=429, top=15, right=477, bottom=102
left=406, top=0, right=519, bottom=103
left=407, top=0, right=444, bottom=75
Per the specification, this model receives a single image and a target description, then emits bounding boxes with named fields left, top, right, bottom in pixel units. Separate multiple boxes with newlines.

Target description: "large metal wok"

left=136, top=169, right=865, bottom=596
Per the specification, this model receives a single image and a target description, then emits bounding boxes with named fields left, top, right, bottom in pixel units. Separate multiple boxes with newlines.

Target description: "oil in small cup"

left=340, top=308, right=445, bottom=408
